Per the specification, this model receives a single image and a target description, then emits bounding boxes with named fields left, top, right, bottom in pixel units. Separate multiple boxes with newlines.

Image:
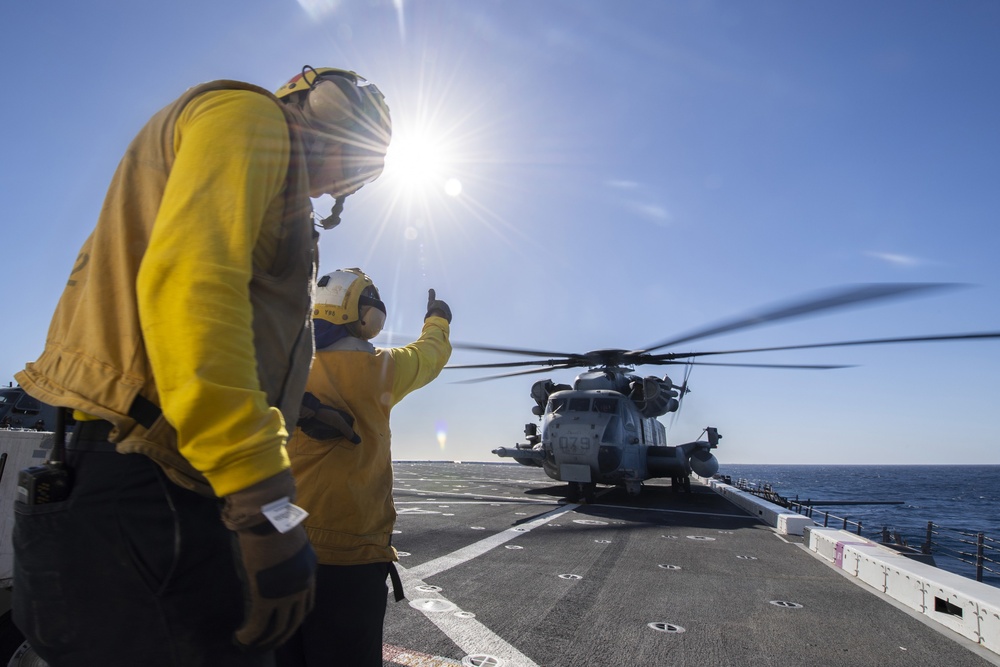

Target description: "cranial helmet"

left=276, top=66, right=392, bottom=201
left=313, top=268, right=386, bottom=339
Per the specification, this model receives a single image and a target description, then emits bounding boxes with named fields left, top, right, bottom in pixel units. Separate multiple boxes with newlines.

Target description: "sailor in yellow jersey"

left=276, top=269, right=452, bottom=667
left=13, top=67, right=391, bottom=666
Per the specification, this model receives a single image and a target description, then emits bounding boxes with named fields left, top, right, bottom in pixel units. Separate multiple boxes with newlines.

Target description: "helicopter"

left=446, top=283, right=1000, bottom=501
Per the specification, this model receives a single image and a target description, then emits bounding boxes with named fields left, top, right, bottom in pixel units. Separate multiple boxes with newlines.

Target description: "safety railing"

left=731, top=478, right=998, bottom=584
left=787, top=500, right=865, bottom=536
left=734, top=479, right=866, bottom=533
left=918, top=522, right=1000, bottom=584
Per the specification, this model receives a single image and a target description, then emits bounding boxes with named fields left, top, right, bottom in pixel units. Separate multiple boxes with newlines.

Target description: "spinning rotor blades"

left=662, top=360, right=854, bottom=369
left=451, top=363, right=581, bottom=384
left=651, top=331, right=1000, bottom=363
left=450, top=341, right=583, bottom=359
left=633, top=282, right=959, bottom=355
left=445, top=283, right=998, bottom=384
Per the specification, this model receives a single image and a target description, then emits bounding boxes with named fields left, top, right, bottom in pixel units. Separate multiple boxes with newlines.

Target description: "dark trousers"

left=275, top=562, right=390, bottom=667
left=12, top=424, right=272, bottom=667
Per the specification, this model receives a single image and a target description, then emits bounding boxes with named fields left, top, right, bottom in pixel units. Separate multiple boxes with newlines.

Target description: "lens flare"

left=436, top=420, right=447, bottom=451
left=295, top=0, right=340, bottom=20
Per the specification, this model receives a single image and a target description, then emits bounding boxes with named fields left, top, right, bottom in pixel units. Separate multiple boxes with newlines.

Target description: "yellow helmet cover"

left=313, top=268, right=381, bottom=325
left=275, top=67, right=362, bottom=100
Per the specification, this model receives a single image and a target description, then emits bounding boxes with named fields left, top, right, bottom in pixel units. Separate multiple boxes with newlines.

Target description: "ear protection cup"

left=277, top=66, right=391, bottom=202
left=303, top=77, right=357, bottom=128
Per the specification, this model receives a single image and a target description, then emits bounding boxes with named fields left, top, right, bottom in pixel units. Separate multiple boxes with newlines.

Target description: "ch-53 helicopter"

left=446, top=283, right=1000, bottom=502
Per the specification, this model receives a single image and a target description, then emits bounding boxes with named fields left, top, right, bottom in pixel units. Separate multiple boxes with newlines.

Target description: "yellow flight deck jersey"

left=17, top=81, right=316, bottom=497
left=287, top=317, right=451, bottom=565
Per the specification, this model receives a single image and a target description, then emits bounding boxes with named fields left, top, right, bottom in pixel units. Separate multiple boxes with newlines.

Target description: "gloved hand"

left=425, top=288, right=452, bottom=323
left=298, top=392, right=361, bottom=444
left=222, top=470, right=317, bottom=651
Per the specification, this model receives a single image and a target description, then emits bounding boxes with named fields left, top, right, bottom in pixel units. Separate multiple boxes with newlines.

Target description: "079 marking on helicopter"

left=558, top=436, right=591, bottom=454
left=446, top=283, right=1000, bottom=501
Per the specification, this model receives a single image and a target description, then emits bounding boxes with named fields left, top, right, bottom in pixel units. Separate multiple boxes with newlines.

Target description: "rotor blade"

left=451, top=363, right=581, bottom=384
left=450, top=340, right=582, bottom=360
left=668, top=362, right=694, bottom=431
left=664, top=360, right=853, bottom=369
left=446, top=359, right=563, bottom=370
left=650, top=331, right=1000, bottom=361
left=633, top=283, right=962, bottom=355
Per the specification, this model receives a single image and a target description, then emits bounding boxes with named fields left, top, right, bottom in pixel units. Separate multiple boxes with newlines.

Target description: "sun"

left=382, top=122, right=462, bottom=199
left=344, top=69, right=532, bottom=262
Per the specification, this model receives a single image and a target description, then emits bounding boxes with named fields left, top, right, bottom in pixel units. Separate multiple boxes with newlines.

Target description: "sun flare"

left=345, top=71, right=531, bottom=262
left=383, top=125, right=459, bottom=198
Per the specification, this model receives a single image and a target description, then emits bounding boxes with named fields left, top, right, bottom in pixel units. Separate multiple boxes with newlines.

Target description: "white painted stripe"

left=399, top=575, right=541, bottom=666
left=404, top=503, right=579, bottom=581
left=390, top=503, right=580, bottom=666
left=383, top=643, right=464, bottom=666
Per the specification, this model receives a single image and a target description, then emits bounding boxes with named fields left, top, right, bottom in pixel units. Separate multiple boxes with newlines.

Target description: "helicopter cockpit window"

left=547, top=397, right=567, bottom=414
left=592, top=398, right=618, bottom=414
left=14, top=394, right=40, bottom=413
left=568, top=398, right=591, bottom=412
left=622, top=407, right=637, bottom=433
left=601, top=415, right=620, bottom=443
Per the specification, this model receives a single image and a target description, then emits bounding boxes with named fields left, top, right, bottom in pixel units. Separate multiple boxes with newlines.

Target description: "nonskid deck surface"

left=382, top=462, right=993, bottom=667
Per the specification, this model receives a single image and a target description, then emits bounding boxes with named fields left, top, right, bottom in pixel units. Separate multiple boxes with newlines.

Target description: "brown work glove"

left=221, top=469, right=317, bottom=651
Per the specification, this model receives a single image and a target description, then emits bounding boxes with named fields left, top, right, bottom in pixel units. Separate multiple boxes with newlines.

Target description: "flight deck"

left=382, top=462, right=998, bottom=667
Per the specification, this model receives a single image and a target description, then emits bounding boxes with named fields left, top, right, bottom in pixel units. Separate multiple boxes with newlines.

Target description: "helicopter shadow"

left=522, top=481, right=717, bottom=509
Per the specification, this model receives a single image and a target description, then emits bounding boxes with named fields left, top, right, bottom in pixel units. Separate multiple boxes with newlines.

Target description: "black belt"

left=69, top=420, right=117, bottom=451
left=129, top=394, right=162, bottom=429
left=67, top=395, right=163, bottom=452
left=388, top=562, right=405, bottom=602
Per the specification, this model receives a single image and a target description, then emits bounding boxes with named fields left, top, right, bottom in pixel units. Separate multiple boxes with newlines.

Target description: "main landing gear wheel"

left=568, top=482, right=596, bottom=503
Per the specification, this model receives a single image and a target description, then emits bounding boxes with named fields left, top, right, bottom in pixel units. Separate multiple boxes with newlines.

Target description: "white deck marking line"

left=382, top=643, right=464, bottom=666
left=390, top=504, right=574, bottom=666
left=398, top=572, right=542, bottom=666
left=403, top=503, right=579, bottom=581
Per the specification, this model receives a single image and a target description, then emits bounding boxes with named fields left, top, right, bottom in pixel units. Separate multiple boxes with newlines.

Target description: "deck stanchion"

left=977, top=533, right=985, bottom=582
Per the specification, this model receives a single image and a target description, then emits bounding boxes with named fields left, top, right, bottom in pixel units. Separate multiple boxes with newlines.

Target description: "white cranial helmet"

left=313, top=268, right=386, bottom=339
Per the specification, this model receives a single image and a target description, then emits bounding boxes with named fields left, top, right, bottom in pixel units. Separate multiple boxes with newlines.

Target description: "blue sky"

left=2, top=1, right=1000, bottom=465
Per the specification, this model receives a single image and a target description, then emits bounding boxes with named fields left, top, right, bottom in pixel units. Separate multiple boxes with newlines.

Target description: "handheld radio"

left=17, top=406, right=71, bottom=505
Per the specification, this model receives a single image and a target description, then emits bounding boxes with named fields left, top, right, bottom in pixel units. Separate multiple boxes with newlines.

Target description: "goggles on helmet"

left=358, top=285, right=386, bottom=315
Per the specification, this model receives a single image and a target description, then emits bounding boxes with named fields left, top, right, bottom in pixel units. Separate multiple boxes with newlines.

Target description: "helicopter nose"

left=550, top=425, right=597, bottom=456
left=546, top=420, right=600, bottom=462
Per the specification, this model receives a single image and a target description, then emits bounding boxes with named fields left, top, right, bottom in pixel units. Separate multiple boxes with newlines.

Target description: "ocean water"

left=717, top=464, right=1000, bottom=587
